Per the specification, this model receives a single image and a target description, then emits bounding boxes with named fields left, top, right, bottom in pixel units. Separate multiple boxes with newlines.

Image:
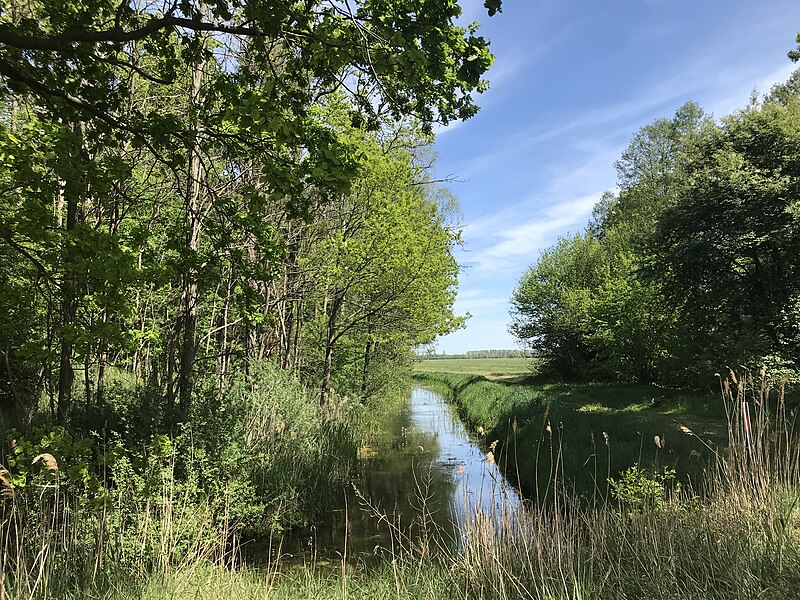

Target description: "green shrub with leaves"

left=609, top=464, right=680, bottom=515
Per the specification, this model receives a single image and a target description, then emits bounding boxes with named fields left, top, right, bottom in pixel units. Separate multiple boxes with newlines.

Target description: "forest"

left=0, top=0, right=498, bottom=597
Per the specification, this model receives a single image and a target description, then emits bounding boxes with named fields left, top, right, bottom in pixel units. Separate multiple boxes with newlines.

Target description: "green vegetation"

left=1, top=1, right=800, bottom=597
left=413, top=357, right=537, bottom=381
left=414, top=370, right=723, bottom=499
left=3, top=370, right=798, bottom=599
left=510, top=77, right=800, bottom=384
left=0, top=0, right=506, bottom=596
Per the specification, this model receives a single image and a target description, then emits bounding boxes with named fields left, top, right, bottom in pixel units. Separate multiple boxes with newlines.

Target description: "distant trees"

left=418, top=350, right=536, bottom=360
left=510, top=74, right=800, bottom=383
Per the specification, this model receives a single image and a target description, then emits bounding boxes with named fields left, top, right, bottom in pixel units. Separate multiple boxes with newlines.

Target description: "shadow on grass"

left=413, top=371, right=728, bottom=502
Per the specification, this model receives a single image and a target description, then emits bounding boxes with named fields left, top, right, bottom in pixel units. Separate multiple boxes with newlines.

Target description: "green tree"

left=647, top=99, right=800, bottom=371
left=509, top=234, right=608, bottom=380
left=305, top=127, right=463, bottom=401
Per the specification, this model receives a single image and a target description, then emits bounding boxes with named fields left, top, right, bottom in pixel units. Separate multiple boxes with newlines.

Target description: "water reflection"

left=270, top=386, right=519, bottom=561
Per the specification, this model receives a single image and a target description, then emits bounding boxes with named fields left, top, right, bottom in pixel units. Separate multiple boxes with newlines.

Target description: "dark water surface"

left=253, top=386, right=519, bottom=563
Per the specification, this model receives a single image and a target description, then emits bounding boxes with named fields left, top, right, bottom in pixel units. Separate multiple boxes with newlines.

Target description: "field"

left=413, top=357, right=537, bottom=381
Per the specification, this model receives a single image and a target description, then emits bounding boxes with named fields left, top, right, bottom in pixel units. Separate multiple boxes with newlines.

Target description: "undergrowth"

left=1, top=368, right=798, bottom=599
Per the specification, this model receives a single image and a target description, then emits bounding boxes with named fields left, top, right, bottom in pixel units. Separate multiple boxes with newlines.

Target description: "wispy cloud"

left=464, top=192, right=600, bottom=274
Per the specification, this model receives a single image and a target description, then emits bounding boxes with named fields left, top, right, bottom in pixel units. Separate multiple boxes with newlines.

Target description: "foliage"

left=510, top=70, right=800, bottom=384
left=647, top=98, right=800, bottom=373
left=0, top=0, right=495, bottom=426
left=608, top=464, right=679, bottom=515
left=413, top=371, right=718, bottom=501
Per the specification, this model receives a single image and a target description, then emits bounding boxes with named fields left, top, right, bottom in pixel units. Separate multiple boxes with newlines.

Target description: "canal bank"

left=412, top=370, right=723, bottom=500
left=262, top=386, right=519, bottom=562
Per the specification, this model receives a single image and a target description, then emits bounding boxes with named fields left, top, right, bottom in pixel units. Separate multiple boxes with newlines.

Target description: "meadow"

left=414, top=357, right=537, bottom=381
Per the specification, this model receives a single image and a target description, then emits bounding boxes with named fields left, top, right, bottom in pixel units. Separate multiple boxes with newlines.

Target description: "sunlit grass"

left=413, top=357, right=537, bottom=381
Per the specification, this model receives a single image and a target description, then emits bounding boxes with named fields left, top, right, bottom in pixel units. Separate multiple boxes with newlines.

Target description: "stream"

left=268, top=386, right=520, bottom=562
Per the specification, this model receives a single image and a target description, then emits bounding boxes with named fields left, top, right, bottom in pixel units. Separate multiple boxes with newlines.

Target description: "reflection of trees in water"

left=278, top=397, right=460, bottom=559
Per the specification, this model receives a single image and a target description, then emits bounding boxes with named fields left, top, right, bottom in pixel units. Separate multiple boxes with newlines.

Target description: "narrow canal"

left=273, top=386, right=520, bottom=562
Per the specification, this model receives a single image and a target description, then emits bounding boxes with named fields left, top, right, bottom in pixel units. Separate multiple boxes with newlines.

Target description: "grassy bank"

left=412, top=367, right=729, bottom=499
left=3, top=367, right=800, bottom=598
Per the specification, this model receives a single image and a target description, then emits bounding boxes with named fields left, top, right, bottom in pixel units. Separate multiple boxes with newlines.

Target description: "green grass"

left=413, top=371, right=726, bottom=500
left=413, top=357, right=537, bottom=381
left=5, top=368, right=800, bottom=599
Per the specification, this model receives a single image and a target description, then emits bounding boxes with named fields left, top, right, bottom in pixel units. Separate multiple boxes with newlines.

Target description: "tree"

left=305, top=127, right=463, bottom=401
left=0, top=0, right=501, bottom=421
left=509, top=234, right=608, bottom=380
left=647, top=99, right=800, bottom=371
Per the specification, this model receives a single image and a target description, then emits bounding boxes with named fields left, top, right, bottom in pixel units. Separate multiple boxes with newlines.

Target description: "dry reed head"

left=0, top=465, right=14, bottom=499
left=654, top=435, right=662, bottom=449
left=486, top=451, right=495, bottom=465
left=32, top=453, right=59, bottom=472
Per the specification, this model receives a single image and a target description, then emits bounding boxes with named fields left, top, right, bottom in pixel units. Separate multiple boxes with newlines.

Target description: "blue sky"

left=431, top=0, right=800, bottom=354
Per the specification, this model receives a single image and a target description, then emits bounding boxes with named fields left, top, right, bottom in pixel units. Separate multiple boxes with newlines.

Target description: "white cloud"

left=466, top=192, right=600, bottom=275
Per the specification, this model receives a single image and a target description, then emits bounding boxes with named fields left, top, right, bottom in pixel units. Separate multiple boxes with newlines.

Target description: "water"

left=262, top=386, right=519, bottom=562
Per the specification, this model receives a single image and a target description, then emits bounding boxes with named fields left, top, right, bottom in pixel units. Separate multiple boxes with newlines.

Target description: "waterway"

left=269, top=385, right=520, bottom=562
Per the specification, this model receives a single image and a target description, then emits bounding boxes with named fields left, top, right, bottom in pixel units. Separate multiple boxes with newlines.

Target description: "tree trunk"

left=361, top=339, right=374, bottom=398
left=57, top=175, right=78, bottom=425
left=321, top=294, right=343, bottom=405
left=178, top=13, right=208, bottom=417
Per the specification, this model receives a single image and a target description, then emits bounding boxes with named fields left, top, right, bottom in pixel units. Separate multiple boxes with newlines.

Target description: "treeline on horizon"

left=417, top=349, right=536, bottom=359
left=511, top=65, right=800, bottom=386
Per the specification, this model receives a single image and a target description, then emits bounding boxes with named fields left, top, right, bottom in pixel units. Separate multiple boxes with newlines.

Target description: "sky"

left=430, top=0, right=800, bottom=354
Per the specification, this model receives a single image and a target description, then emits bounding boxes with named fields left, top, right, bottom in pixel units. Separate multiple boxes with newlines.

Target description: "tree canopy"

left=510, top=75, right=800, bottom=384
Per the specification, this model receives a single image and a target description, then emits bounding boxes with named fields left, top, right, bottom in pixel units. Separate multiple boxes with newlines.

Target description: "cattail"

left=545, top=421, right=552, bottom=434
left=33, top=453, right=58, bottom=471
left=654, top=435, right=662, bottom=449
left=486, top=451, right=495, bottom=465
